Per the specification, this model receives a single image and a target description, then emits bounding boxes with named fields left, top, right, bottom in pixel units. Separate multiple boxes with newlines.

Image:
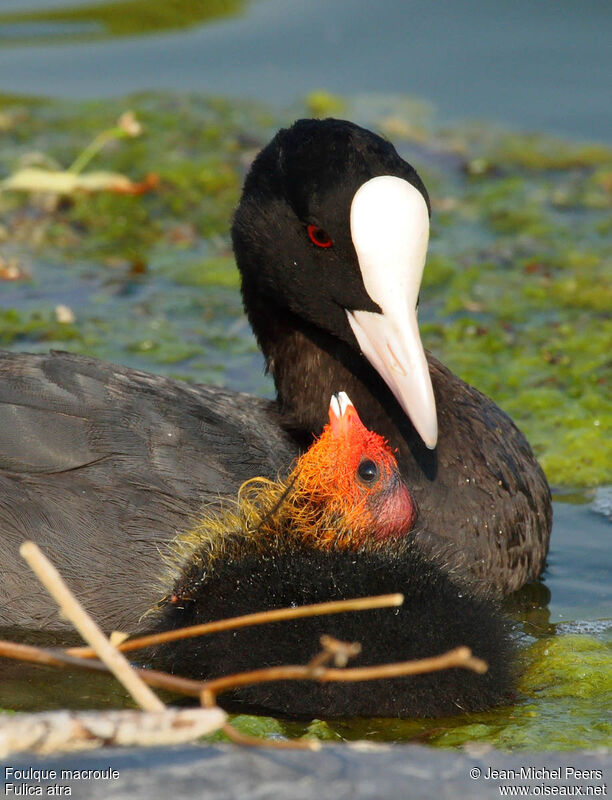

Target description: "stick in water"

left=19, top=541, right=165, bottom=713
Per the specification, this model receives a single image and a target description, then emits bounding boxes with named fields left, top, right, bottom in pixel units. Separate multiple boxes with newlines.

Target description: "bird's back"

left=0, top=350, right=296, bottom=629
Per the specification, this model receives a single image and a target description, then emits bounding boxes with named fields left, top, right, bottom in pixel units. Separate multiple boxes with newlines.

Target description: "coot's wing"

left=409, top=353, right=553, bottom=592
left=0, top=350, right=296, bottom=630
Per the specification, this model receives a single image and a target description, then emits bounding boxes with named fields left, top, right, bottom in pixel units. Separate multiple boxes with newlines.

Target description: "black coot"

left=233, top=118, right=551, bottom=592
left=0, top=119, right=551, bottom=629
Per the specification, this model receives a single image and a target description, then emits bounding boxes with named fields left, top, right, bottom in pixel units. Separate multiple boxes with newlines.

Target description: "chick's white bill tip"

left=330, top=391, right=353, bottom=420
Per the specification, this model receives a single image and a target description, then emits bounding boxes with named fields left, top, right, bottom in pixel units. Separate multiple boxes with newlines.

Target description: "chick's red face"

left=293, top=395, right=416, bottom=546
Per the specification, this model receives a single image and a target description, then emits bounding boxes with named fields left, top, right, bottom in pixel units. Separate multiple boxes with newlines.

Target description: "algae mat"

left=0, top=91, right=610, bottom=751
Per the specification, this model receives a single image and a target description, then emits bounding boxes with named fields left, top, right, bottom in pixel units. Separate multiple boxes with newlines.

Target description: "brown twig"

left=0, top=640, right=111, bottom=673
left=0, top=637, right=486, bottom=709
left=306, top=635, right=362, bottom=672
left=19, top=541, right=164, bottom=712
left=0, top=639, right=204, bottom=697
left=199, top=646, right=487, bottom=706
left=66, top=593, right=404, bottom=658
left=0, top=635, right=487, bottom=751
left=220, top=722, right=321, bottom=751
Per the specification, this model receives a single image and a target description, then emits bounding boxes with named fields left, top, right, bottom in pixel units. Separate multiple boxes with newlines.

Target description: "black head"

left=232, top=118, right=438, bottom=449
left=232, top=118, right=430, bottom=347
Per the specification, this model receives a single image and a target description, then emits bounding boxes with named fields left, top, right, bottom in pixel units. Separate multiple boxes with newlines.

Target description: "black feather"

left=149, top=537, right=515, bottom=719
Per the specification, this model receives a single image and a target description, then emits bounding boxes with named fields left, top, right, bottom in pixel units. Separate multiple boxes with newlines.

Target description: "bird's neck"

left=248, top=299, right=434, bottom=474
left=250, top=301, right=374, bottom=432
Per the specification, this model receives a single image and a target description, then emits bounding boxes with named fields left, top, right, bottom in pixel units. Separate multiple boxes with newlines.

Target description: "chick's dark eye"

left=357, top=458, right=380, bottom=485
left=307, top=224, right=333, bottom=248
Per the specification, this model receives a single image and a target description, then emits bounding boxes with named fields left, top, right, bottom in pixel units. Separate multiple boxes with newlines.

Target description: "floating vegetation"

left=0, top=0, right=249, bottom=45
left=1, top=91, right=609, bottom=485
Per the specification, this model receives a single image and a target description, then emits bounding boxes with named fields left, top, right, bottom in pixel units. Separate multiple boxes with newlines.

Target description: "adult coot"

left=0, top=119, right=551, bottom=626
left=233, top=119, right=551, bottom=592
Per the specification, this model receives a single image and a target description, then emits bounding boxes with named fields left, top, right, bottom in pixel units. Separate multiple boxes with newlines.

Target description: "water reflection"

left=0, top=0, right=248, bottom=44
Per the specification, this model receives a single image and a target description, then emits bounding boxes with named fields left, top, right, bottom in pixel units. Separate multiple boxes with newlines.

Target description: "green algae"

left=0, top=308, right=81, bottom=346
left=1, top=91, right=609, bottom=486
left=205, top=714, right=288, bottom=744
left=485, top=133, right=612, bottom=171
left=305, top=90, right=346, bottom=119
left=520, top=635, right=612, bottom=700
left=159, top=255, right=239, bottom=289
left=0, top=0, right=248, bottom=44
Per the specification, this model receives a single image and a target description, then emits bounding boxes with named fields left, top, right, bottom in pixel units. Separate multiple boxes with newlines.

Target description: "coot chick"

left=149, top=393, right=514, bottom=719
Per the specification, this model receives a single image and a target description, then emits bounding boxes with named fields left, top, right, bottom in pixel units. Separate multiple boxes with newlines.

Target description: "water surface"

left=0, top=0, right=610, bottom=142
left=0, top=91, right=609, bottom=751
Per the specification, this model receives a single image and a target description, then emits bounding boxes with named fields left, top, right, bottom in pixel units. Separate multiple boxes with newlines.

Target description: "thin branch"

left=0, top=636, right=483, bottom=753
left=311, top=635, right=362, bottom=669
left=0, top=638, right=486, bottom=709
left=0, top=639, right=204, bottom=697
left=221, top=722, right=321, bottom=751
left=199, top=646, right=487, bottom=704
left=19, top=541, right=164, bottom=712
left=0, top=640, right=111, bottom=673
left=66, top=593, right=404, bottom=658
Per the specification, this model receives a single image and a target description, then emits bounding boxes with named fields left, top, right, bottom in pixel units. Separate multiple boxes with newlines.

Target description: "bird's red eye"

left=307, top=224, right=333, bottom=248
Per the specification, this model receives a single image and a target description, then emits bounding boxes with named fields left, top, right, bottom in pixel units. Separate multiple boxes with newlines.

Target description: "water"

left=0, top=5, right=610, bottom=749
left=0, top=494, right=609, bottom=751
left=545, top=492, right=611, bottom=624
left=0, top=0, right=610, bottom=142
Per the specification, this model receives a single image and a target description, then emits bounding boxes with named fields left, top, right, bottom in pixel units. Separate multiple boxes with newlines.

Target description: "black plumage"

left=150, top=536, right=515, bottom=719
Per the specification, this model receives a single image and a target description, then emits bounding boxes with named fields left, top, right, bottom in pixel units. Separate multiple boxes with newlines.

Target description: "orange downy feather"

left=164, top=396, right=415, bottom=600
